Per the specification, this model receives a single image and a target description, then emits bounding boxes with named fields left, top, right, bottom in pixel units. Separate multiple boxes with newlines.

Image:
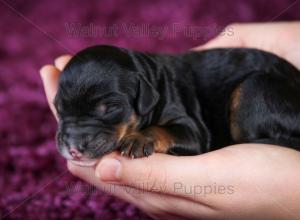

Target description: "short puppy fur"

left=55, top=45, right=300, bottom=160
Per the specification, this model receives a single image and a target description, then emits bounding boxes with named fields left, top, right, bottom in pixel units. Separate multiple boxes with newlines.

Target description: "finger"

left=70, top=151, right=216, bottom=218
left=66, top=160, right=145, bottom=207
left=129, top=189, right=217, bottom=219
left=40, top=64, right=60, bottom=120
left=94, top=152, right=225, bottom=201
left=67, top=160, right=211, bottom=219
left=196, top=35, right=243, bottom=50
left=54, top=54, right=72, bottom=71
left=192, top=23, right=244, bottom=51
left=193, top=33, right=243, bottom=51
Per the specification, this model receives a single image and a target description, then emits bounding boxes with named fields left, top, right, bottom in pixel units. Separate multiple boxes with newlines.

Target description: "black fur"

left=55, top=45, right=300, bottom=159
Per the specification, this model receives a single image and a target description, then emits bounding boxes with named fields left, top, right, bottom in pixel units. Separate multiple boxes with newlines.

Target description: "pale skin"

left=40, top=22, right=300, bottom=220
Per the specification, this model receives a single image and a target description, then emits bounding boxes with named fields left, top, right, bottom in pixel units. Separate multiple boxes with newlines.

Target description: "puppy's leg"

left=230, top=72, right=300, bottom=149
left=119, top=126, right=172, bottom=158
left=162, top=124, right=207, bottom=156
left=119, top=123, right=206, bottom=158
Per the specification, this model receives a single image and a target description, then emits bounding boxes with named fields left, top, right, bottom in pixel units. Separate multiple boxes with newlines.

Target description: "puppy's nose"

left=69, top=147, right=83, bottom=159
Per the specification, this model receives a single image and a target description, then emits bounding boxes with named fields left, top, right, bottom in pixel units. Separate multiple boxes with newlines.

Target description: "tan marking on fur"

left=230, top=85, right=242, bottom=141
left=128, top=113, right=138, bottom=130
left=116, top=124, right=128, bottom=142
left=145, top=126, right=174, bottom=153
left=116, top=113, right=139, bottom=142
left=116, top=114, right=173, bottom=154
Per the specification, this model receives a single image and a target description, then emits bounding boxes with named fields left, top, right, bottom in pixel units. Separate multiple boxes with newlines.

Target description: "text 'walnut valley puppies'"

left=54, top=45, right=300, bottom=166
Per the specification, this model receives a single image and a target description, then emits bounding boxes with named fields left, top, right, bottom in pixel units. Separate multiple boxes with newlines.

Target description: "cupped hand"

left=90, top=144, right=300, bottom=220
left=40, top=22, right=300, bottom=219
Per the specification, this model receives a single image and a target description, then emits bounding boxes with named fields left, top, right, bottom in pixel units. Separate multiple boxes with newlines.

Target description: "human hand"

left=65, top=144, right=300, bottom=220
left=194, top=22, right=300, bottom=70
left=40, top=55, right=300, bottom=220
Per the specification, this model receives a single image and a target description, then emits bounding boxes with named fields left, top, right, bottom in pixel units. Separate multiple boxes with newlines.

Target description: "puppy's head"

left=54, top=45, right=159, bottom=166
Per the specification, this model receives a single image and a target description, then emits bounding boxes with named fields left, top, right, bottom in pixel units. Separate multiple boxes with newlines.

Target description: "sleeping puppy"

left=54, top=45, right=300, bottom=166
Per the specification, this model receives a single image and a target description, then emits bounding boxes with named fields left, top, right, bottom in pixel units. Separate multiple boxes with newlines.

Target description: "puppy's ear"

left=136, top=75, right=159, bottom=115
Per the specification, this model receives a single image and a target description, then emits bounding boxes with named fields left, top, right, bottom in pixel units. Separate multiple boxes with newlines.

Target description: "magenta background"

left=0, top=0, right=299, bottom=219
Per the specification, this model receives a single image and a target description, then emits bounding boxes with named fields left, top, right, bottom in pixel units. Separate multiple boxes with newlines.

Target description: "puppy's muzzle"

left=56, top=124, right=117, bottom=166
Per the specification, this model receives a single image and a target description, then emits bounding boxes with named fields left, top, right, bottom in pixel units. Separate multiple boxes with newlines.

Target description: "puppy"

left=54, top=45, right=300, bottom=166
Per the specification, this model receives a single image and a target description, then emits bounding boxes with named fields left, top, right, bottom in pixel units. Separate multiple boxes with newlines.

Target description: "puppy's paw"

left=119, top=133, right=154, bottom=158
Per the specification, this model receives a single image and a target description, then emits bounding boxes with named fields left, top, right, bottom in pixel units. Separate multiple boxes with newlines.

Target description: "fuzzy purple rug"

left=0, top=0, right=299, bottom=219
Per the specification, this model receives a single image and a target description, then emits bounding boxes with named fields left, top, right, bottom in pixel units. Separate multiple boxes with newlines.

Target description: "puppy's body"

left=162, top=49, right=300, bottom=150
left=55, top=45, right=300, bottom=162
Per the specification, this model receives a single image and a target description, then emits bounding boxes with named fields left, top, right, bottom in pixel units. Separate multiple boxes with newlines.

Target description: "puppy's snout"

left=57, top=123, right=117, bottom=159
left=69, top=147, right=83, bottom=159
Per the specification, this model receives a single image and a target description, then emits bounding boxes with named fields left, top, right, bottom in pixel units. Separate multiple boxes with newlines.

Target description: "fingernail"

left=39, top=64, right=54, bottom=78
left=39, top=65, right=49, bottom=77
left=96, top=158, right=121, bottom=182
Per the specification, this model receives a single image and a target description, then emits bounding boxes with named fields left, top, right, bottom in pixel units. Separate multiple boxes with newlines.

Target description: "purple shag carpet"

left=0, top=0, right=299, bottom=219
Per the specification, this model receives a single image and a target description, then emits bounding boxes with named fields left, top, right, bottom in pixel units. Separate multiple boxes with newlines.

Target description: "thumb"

left=95, top=153, right=215, bottom=196
left=192, top=24, right=244, bottom=51
left=193, top=33, right=243, bottom=51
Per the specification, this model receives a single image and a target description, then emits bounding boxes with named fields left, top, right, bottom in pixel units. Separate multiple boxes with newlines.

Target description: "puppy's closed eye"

left=98, top=103, right=123, bottom=114
left=96, top=103, right=126, bottom=124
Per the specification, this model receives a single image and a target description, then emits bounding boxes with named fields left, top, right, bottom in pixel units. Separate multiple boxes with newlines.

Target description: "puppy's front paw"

left=119, top=133, right=154, bottom=158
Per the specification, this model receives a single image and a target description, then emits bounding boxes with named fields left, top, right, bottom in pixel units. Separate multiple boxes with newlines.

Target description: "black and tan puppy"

left=54, top=45, right=300, bottom=166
